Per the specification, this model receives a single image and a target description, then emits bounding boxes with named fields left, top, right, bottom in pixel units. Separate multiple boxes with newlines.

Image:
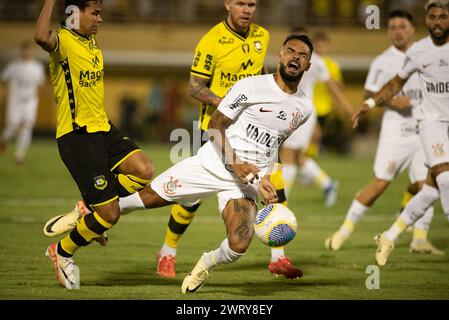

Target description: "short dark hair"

left=388, top=10, right=414, bottom=25
left=65, top=0, right=102, bottom=11
left=283, top=34, right=314, bottom=56
left=425, top=0, right=449, bottom=12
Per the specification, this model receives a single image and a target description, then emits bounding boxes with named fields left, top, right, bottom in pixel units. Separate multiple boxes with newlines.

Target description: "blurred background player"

left=155, top=0, right=296, bottom=279
left=352, top=0, right=449, bottom=266
left=325, top=10, right=443, bottom=255
left=0, top=41, right=45, bottom=165
left=35, top=0, right=154, bottom=289
left=281, top=26, right=352, bottom=205
left=309, top=30, right=344, bottom=158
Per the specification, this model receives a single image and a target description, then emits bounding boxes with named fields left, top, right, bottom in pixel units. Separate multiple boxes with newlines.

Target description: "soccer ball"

left=254, top=204, right=297, bottom=247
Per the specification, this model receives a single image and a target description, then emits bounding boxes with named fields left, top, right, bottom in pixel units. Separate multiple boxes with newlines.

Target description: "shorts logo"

left=387, top=161, right=396, bottom=175
left=163, top=176, right=182, bottom=196
left=94, top=175, right=108, bottom=190
left=432, top=143, right=445, bottom=158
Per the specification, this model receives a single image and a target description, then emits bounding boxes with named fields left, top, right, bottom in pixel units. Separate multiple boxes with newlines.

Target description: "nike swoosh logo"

left=185, top=273, right=205, bottom=293
left=259, top=107, right=273, bottom=113
left=45, top=216, right=64, bottom=234
left=186, top=282, right=203, bottom=293
left=59, top=266, right=76, bottom=287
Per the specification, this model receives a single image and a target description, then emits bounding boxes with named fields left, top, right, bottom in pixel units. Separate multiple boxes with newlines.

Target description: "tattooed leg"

left=222, top=198, right=257, bottom=253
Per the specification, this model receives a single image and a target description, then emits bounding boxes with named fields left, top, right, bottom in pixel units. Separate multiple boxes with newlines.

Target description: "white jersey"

left=365, top=46, right=424, bottom=137
left=399, top=36, right=449, bottom=122
left=299, top=52, right=330, bottom=99
left=197, top=74, right=313, bottom=176
left=1, top=59, right=45, bottom=108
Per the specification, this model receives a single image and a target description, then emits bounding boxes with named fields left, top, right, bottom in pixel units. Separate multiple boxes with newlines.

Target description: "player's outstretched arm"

left=352, top=75, right=407, bottom=128
left=189, top=74, right=222, bottom=108
left=326, top=79, right=353, bottom=117
left=34, top=0, right=58, bottom=52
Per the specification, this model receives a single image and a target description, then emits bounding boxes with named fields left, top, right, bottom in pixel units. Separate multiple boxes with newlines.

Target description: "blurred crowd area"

left=0, top=0, right=425, bottom=155
left=0, top=0, right=425, bottom=27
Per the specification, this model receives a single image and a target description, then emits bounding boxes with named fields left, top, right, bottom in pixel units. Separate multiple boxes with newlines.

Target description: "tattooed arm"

left=189, top=74, right=222, bottom=107
left=352, top=75, right=407, bottom=128
left=208, top=110, right=260, bottom=184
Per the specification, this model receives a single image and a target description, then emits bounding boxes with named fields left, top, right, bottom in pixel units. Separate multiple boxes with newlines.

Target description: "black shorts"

left=57, top=124, right=141, bottom=207
left=317, top=115, right=329, bottom=127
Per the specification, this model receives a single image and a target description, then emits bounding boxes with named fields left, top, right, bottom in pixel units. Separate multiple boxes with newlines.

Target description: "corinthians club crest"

left=432, top=143, right=445, bottom=158
left=163, top=176, right=182, bottom=196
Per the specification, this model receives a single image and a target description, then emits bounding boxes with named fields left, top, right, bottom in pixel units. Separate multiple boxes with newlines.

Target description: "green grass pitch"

left=0, top=140, right=448, bottom=300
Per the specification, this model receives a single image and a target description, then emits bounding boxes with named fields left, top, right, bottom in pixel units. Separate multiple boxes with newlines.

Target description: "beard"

left=279, top=63, right=303, bottom=83
left=429, top=26, right=449, bottom=45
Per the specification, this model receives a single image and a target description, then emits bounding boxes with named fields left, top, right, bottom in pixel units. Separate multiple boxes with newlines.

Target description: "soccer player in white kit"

left=352, top=0, right=449, bottom=266
left=281, top=27, right=353, bottom=208
left=0, top=41, right=45, bottom=164
left=325, top=10, right=443, bottom=255
left=132, top=34, right=315, bottom=293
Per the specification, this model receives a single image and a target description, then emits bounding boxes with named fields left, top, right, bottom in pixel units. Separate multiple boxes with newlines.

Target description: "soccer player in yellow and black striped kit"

left=156, top=0, right=301, bottom=279
left=35, top=0, right=154, bottom=289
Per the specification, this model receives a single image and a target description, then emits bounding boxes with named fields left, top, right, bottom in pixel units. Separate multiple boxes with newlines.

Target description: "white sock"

left=270, top=247, right=285, bottom=262
left=436, top=171, right=449, bottom=218
left=159, top=243, right=177, bottom=257
left=15, top=124, right=32, bottom=161
left=346, top=199, right=369, bottom=224
left=301, top=158, right=332, bottom=190
left=413, top=206, right=434, bottom=232
left=282, top=164, right=297, bottom=197
left=202, top=239, right=244, bottom=270
left=338, top=199, right=369, bottom=236
left=385, top=184, right=439, bottom=241
left=119, top=192, right=145, bottom=215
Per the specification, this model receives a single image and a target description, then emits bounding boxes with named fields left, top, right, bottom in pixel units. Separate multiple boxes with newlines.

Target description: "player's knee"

left=435, top=171, right=449, bottom=213
left=98, top=208, right=121, bottom=225
left=372, top=178, right=390, bottom=193
left=134, top=159, right=154, bottom=181
left=228, top=233, right=253, bottom=254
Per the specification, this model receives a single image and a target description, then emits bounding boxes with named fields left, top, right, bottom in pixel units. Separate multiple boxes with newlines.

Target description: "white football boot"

left=45, top=243, right=79, bottom=289
left=182, top=253, right=210, bottom=294
left=43, top=200, right=88, bottom=237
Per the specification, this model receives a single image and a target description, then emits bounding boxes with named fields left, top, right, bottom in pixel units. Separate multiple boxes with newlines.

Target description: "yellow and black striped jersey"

left=49, top=26, right=110, bottom=138
left=191, top=20, right=270, bottom=131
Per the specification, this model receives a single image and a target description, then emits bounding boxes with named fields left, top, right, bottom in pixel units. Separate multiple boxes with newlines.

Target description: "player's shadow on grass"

left=86, top=265, right=183, bottom=287
left=203, top=278, right=355, bottom=297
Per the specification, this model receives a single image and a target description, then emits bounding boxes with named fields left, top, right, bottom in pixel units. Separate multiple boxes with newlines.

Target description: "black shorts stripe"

left=276, top=189, right=287, bottom=204
left=70, top=228, right=90, bottom=247
left=168, top=215, right=189, bottom=235
left=84, top=213, right=109, bottom=235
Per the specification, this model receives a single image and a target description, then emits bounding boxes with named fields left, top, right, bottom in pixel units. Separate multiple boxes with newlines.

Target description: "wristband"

left=364, top=98, right=376, bottom=109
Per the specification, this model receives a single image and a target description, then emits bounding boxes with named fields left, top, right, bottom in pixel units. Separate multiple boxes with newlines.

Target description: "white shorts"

left=374, top=134, right=427, bottom=183
left=419, top=119, right=449, bottom=168
left=151, top=155, right=259, bottom=214
left=282, top=112, right=317, bottom=150
left=6, top=100, right=38, bottom=128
